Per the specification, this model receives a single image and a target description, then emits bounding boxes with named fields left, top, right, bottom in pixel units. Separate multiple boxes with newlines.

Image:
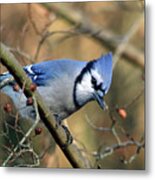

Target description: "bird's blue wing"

left=24, top=59, right=86, bottom=86
left=24, top=63, right=49, bottom=86
left=24, top=62, right=60, bottom=86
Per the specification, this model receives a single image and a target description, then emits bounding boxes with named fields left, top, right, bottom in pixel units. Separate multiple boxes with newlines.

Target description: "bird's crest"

left=74, top=52, right=113, bottom=108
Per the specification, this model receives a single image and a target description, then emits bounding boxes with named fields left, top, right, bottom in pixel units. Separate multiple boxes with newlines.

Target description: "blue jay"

left=0, top=53, right=113, bottom=125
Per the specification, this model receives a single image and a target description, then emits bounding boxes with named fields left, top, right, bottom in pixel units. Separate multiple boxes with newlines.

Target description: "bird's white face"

left=76, top=71, right=94, bottom=96
left=90, top=69, right=105, bottom=96
left=75, top=69, right=105, bottom=109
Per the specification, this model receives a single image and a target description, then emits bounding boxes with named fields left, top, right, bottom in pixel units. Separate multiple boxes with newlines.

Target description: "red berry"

left=117, top=108, right=127, bottom=120
left=35, top=127, right=43, bottom=135
left=4, top=103, right=12, bottom=113
left=30, top=83, right=37, bottom=92
left=26, top=97, right=33, bottom=106
left=13, top=84, right=20, bottom=92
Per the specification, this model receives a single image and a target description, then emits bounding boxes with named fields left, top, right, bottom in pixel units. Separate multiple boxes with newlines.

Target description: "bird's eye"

left=91, top=76, right=97, bottom=85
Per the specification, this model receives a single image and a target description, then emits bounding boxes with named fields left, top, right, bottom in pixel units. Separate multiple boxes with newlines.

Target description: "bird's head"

left=74, top=52, right=113, bottom=110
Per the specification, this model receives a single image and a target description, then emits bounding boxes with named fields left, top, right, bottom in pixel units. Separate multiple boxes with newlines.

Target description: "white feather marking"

left=90, top=69, right=103, bottom=85
left=77, top=72, right=93, bottom=93
left=26, top=65, right=35, bottom=74
left=75, top=72, right=94, bottom=105
left=33, top=75, right=37, bottom=80
left=75, top=69, right=104, bottom=106
left=2, top=72, right=9, bottom=75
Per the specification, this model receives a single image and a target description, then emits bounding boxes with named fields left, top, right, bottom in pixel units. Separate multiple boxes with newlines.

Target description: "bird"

left=0, top=52, right=113, bottom=125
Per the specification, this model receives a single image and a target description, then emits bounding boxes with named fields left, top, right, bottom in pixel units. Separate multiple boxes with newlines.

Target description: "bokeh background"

left=0, top=1, right=144, bottom=169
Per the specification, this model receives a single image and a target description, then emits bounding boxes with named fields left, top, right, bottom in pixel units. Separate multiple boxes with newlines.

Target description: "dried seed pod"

left=26, top=97, right=33, bottom=106
left=30, top=83, right=37, bottom=92
left=35, top=127, right=43, bottom=135
left=4, top=103, right=12, bottom=113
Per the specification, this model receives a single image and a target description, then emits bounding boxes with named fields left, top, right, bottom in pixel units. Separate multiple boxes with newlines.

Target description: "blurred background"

left=0, top=0, right=144, bottom=169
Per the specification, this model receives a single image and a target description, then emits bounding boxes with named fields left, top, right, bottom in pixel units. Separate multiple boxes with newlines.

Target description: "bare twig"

left=113, top=13, right=144, bottom=68
left=124, top=87, right=144, bottom=109
left=0, top=42, right=92, bottom=168
left=17, top=22, right=29, bottom=49
left=27, top=4, right=41, bottom=36
left=13, top=148, right=40, bottom=167
left=34, top=29, right=78, bottom=61
left=94, top=140, right=144, bottom=160
left=2, top=96, right=40, bottom=166
left=85, top=114, right=111, bottom=132
left=9, top=47, right=33, bottom=63
left=42, top=4, right=144, bottom=69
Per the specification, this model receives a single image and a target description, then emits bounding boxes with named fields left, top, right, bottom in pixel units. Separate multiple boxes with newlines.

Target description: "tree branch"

left=0, top=42, right=92, bottom=168
left=2, top=95, right=40, bottom=167
left=42, top=3, right=144, bottom=69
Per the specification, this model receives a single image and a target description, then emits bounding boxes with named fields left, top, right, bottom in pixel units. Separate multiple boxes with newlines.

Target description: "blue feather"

left=24, top=59, right=87, bottom=86
left=0, top=53, right=113, bottom=122
left=93, top=52, right=113, bottom=93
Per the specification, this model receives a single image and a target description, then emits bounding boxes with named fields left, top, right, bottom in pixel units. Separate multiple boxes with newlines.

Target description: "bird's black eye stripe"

left=92, top=77, right=105, bottom=94
left=91, top=76, right=97, bottom=85
left=95, top=82, right=102, bottom=90
left=98, top=83, right=102, bottom=89
left=91, top=76, right=103, bottom=91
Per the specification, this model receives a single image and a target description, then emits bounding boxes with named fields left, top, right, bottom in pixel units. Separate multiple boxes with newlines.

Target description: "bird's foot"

left=55, top=121, right=61, bottom=129
left=61, top=124, right=73, bottom=149
left=53, top=114, right=73, bottom=148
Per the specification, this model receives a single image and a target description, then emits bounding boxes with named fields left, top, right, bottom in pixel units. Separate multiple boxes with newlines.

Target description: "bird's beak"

left=93, top=92, right=108, bottom=110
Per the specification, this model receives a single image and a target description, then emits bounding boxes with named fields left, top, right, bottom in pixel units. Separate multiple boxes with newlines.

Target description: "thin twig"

left=9, top=47, right=33, bottom=63
left=12, top=148, right=40, bottom=167
left=34, top=30, right=78, bottom=61
left=85, top=114, right=111, bottom=132
left=113, top=13, right=144, bottom=69
left=2, top=96, right=40, bottom=166
left=124, top=87, right=144, bottom=109
left=42, top=4, right=144, bottom=69
left=0, top=42, right=92, bottom=168
left=27, top=4, right=41, bottom=36
left=95, top=140, right=144, bottom=160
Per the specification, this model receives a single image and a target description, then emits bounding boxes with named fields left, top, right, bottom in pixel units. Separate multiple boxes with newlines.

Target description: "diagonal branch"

left=42, top=4, right=144, bottom=69
left=113, top=14, right=144, bottom=69
left=2, top=95, right=40, bottom=167
left=0, top=42, right=92, bottom=168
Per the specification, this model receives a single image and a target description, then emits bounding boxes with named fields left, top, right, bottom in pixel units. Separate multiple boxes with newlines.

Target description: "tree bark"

left=0, top=42, right=92, bottom=168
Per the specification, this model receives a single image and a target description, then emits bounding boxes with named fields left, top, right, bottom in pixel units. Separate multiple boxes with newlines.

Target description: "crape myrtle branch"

left=27, top=4, right=79, bottom=62
left=0, top=3, right=144, bottom=167
left=42, top=3, right=144, bottom=69
left=84, top=85, right=144, bottom=165
left=0, top=42, right=92, bottom=168
left=2, top=95, right=40, bottom=167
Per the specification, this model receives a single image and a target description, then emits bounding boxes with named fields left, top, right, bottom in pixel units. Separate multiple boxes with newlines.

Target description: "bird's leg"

left=54, top=115, right=73, bottom=148
left=61, top=124, right=73, bottom=149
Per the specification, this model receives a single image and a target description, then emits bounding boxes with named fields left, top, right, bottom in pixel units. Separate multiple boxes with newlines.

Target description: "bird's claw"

left=54, top=114, right=73, bottom=148
left=61, top=125, right=73, bottom=149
